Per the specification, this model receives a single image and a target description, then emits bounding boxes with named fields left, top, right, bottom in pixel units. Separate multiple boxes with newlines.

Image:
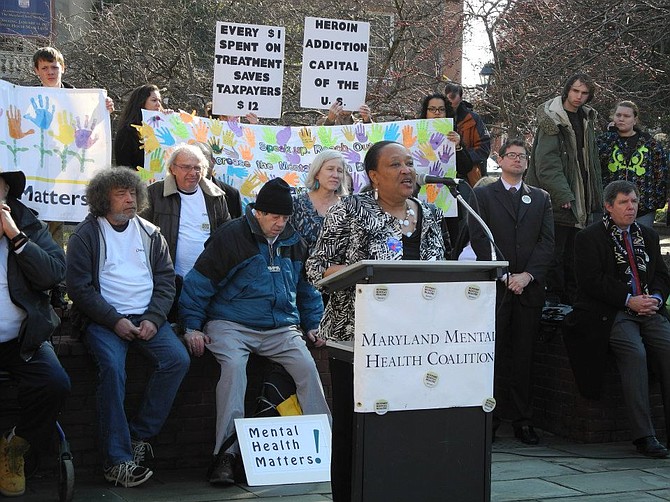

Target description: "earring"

left=314, top=179, right=320, bottom=190
left=374, top=187, right=379, bottom=200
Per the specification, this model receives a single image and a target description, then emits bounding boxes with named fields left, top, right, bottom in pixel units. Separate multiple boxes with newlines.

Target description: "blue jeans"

left=84, top=319, right=190, bottom=466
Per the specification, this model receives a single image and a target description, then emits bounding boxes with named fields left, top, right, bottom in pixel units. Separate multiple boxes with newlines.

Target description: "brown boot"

left=0, top=429, right=30, bottom=497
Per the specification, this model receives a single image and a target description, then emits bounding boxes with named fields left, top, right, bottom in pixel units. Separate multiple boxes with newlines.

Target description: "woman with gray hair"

left=290, top=150, right=350, bottom=254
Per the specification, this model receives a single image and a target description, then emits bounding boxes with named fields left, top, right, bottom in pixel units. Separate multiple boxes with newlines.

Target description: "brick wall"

left=0, top=317, right=332, bottom=476
left=3, top=315, right=667, bottom=477
left=532, top=323, right=666, bottom=443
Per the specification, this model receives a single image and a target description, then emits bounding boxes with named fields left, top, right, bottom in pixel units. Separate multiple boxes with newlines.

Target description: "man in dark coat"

left=469, top=138, right=554, bottom=444
left=0, top=171, right=70, bottom=497
left=569, top=180, right=670, bottom=458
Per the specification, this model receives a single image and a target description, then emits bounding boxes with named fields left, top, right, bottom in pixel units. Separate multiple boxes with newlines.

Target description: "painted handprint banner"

left=213, top=22, right=285, bottom=118
left=300, top=17, right=370, bottom=111
left=140, top=110, right=458, bottom=216
left=0, top=79, right=111, bottom=221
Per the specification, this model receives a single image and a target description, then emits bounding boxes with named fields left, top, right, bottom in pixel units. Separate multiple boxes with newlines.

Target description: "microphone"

left=416, top=172, right=461, bottom=187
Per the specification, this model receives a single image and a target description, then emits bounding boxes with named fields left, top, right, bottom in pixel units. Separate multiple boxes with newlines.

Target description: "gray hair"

left=166, top=143, right=208, bottom=172
left=304, top=150, right=349, bottom=196
left=86, top=167, right=147, bottom=217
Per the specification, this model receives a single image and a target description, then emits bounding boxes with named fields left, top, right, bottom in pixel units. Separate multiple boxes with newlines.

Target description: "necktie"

left=509, top=187, right=517, bottom=194
left=622, top=230, right=641, bottom=295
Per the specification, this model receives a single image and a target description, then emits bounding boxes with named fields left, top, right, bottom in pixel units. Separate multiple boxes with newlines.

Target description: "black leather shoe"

left=633, top=436, right=669, bottom=458
left=513, top=425, right=539, bottom=445
left=208, top=453, right=237, bottom=485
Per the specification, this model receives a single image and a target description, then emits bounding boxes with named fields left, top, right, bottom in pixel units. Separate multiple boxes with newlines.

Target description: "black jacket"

left=5, top=199, right=65, bottom=360
left=564, top=222, right=670, bottom=399
left=66, top=214, right=175, bottom=333
left=141, top=174, right=230, bottom=264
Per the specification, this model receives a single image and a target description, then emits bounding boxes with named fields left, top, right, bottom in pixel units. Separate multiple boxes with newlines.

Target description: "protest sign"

left=235, top=414, right=331, bottom=486
left=0, top=79, right=111, bottom=221
left=140, top=110, right=459, bottom=216
left=300, top=17, right=370, bottom=111
left=212, top=21, right=285, bottom=118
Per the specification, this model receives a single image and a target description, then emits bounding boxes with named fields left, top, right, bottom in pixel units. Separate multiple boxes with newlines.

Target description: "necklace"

left=399, top=202, right=416, bottom=237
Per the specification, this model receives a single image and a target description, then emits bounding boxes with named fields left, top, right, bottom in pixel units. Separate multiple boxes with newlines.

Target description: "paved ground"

left=20, top=422, right=670, bottom=501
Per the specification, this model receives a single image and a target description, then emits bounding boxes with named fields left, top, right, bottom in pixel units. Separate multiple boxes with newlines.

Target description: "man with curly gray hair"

left=66, top=167, right=189, bottom=488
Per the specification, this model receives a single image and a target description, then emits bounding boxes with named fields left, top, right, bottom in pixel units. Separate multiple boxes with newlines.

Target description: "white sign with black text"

left=300, top=17, right=370, bottom=111
left=235, top=414, right=331, bottom=486
left=212, top=21, right=285, bottom=118
left=354, top=282, right=496, bottom=413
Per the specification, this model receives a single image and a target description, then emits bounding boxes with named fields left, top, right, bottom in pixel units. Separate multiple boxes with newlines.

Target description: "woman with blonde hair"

left=290, top=150, right=349, bottom=254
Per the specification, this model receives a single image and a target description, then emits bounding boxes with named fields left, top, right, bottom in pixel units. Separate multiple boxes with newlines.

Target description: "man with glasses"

left=468, top=138, right=554, bottom=444
left=526, top=73, right=602, bottom=305
left=141, top=143, right=230, bottom=323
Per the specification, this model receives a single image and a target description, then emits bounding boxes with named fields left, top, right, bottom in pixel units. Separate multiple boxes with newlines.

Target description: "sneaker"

left=0, top=430, right=30, bottom=497
left=104, top=461, right=153, bottom=487
left=208, top=453, right=237, bottom=485
left=131, top=439, right=154, bottom=466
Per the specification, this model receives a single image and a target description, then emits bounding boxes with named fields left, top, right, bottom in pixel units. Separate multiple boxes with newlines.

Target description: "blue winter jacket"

left=179, top=205, right=323, bottom=332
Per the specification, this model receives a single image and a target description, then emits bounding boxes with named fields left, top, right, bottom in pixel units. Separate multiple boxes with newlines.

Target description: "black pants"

left=0, top=339, right=70, bottom=452
left=330, top=357, right=354, bottom=502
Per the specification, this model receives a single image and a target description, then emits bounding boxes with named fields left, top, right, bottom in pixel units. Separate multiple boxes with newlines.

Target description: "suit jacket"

left=564, top=221, right=670, bottom=399
left=469, top=179, right=554, bottom=307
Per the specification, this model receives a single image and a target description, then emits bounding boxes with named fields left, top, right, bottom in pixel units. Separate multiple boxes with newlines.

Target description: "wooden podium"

left=319, top=260, right=506, bottom=502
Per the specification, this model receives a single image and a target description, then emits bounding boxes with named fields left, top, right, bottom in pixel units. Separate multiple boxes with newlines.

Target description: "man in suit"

left=570, top=180, right=670, bottom=458
left=469, top=138, right=554, bottom=444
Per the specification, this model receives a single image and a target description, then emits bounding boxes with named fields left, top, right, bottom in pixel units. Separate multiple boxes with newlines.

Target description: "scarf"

left=603, top=212, right=649, bottom=296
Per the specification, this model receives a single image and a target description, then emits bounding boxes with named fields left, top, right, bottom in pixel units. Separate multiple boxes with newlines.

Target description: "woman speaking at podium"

left=306, top=140, right=448, bottom=501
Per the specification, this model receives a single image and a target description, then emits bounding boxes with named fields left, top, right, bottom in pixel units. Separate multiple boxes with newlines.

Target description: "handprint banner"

left=300, top=17, right=370, bottom=111
left=0, top=79, right=111, bottom=221
left=213, top=22, right=285, bottom=118
left=141, top=110, right=457, bottom=216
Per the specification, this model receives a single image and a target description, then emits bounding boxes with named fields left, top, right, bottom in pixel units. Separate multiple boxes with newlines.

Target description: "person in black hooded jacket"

left=0, top=170, right=70, bottom=497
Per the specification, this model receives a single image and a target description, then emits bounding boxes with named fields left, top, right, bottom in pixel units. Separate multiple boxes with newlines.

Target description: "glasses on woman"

left=502, top=152, right=529, bottom=160
left=427, top=106, right=446, bottom=113
left=174, top=164, right=202, bottom=173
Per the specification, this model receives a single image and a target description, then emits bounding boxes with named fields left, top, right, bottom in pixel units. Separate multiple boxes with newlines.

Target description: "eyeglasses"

left=427, top=107, right=446, bottom=113
left=173, top=163, right=202, bottom=173
left=502, top=152, right=528, bottom=160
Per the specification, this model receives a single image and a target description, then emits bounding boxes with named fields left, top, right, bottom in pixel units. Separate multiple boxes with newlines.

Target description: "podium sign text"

left=354, top=281, right=495, bottom=413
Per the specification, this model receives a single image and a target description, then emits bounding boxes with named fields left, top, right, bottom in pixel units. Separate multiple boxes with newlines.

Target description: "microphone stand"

left=445, top=184, right=502, bottom=262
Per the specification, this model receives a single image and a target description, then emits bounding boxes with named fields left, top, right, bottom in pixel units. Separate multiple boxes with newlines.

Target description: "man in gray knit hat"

left=180, top=178, right=330, bottom=485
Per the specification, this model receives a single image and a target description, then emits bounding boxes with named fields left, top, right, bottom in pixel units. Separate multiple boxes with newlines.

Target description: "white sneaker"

left=131, top=439, right=154, bottom=466
left=104, top=461, right=153, bottom=487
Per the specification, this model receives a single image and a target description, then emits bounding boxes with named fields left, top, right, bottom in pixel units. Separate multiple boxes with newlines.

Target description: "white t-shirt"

left=175, top=187, right=210, bottom=277
left=98, top=217, right=153, bottom=315
left=0, top=239, right=27, bottom=342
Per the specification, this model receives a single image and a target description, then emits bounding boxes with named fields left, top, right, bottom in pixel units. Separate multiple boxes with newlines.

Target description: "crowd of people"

left=3, top=44, right=670, bottom=501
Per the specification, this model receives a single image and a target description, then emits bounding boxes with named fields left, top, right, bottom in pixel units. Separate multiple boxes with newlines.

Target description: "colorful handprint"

left=402, top=125, right=417, bottom=148
left=243, top=127, right=256, bottom=148
left=169, top=115, right=190, bottom=139
left=49, top=110, right=76, bottom=171
left=368, top=124, right=383, bottom=143
left=276, top=126, right=292, bottom=146
left=1, top=105, right=34, bottom=166
left=317, top=127, right=337, bottom=148
left=24, top=95, right=55, bottom=168
left=191, top=120, right=209, bottom=143
left=298, top=127, right=315, bottom=149
left=72, top=115, right=99, bottom=172
left=239, top=171, right=264, bottom=197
